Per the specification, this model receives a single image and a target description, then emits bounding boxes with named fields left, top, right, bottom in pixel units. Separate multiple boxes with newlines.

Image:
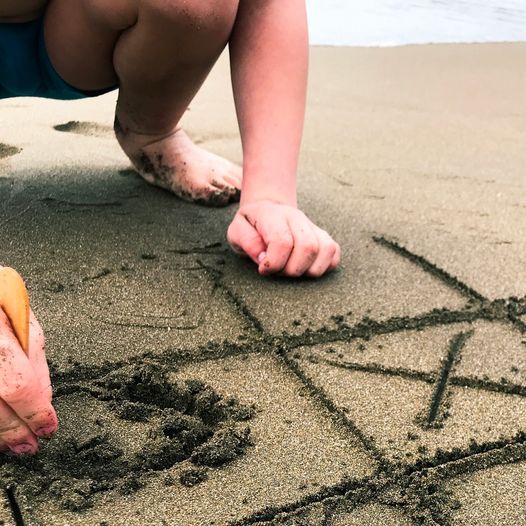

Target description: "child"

left=0, top=0, right=340, bottom=455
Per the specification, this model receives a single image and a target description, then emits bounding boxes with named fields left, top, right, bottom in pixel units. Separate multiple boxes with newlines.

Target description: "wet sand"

left=0, top=43, right=525, bottom=525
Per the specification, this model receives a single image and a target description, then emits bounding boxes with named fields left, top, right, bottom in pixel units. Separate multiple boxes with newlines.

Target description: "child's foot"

left=115, top=124, right=242, bottom=207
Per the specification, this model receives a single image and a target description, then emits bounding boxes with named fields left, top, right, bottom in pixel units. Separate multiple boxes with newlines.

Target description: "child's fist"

left=227, top=200, right=340, bottom=278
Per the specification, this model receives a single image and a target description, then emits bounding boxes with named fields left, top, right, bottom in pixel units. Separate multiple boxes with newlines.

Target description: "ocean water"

left=306, top=0, right=526, bottom=46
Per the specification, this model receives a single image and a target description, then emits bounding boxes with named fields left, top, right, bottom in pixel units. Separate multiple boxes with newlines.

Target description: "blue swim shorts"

left=0, top=16, right=117, bottom=100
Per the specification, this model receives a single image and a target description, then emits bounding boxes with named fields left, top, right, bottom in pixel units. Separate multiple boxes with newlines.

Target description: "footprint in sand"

left=54, top=120, right=114, bottom=138
left=0, top=143, right=22, bottom=160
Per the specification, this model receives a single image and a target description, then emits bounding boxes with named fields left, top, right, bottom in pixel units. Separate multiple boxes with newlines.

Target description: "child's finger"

left=0, top=397, right=38, bottom=455
left=0, top=310, right=58, bottom=439
left=227, top=215, right=266, bottom=263
left=255, top=215, right=294, bottom=275
left=282, top=216, right=319, bottom=277
left=27, top=311, right=53, bottom=402
left=329, top=242, right=342, bottom=271
left=306, top=229, right=338, bottom=278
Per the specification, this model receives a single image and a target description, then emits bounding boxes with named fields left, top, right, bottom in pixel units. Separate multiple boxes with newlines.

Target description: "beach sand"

left=0, top=43, right=525, bottom=525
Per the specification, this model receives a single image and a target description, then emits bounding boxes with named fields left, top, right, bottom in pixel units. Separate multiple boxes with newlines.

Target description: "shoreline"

left=309, top=39, right=526, bottom=48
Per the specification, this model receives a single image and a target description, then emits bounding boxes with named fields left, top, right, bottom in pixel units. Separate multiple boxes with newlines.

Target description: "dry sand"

left=0, top=43, right=525, bottom=525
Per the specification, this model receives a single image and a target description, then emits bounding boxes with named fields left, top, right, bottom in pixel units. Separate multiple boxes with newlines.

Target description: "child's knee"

left=141, top=0, right=240, bottom=37
left=75, top=0, right=139, bottom=31
left=79, top=0, right=240, bottom=38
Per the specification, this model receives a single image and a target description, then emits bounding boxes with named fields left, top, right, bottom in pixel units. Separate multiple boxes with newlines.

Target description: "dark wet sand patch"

left=0, top=363, right=254, bottom=512
left=0, top=143, right=22, bottom=160
left=53, top=121, right=114, bottom=138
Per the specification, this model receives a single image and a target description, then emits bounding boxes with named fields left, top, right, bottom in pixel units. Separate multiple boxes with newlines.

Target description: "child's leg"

left=44, top=0, right=242, bottom=206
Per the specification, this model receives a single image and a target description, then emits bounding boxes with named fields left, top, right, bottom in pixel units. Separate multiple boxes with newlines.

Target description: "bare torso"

left=0, top=0, right=47, bottom=22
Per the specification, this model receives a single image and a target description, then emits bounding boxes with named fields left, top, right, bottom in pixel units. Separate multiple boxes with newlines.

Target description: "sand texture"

left=0, top=495, right=15, bottom=526
left=0, top=43, right=525, bottom=525
left=448, top=461, right=526, bottom=525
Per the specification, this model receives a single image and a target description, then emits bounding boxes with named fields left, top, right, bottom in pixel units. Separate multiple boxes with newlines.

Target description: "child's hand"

left=227, top=200, right=340, bottom=278
left=0, top=308, right=57, bottom=455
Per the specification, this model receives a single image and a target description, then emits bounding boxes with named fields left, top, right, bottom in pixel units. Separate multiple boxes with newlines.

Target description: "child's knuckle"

left=275, top=236, right=293, bottom=250
left=324, top=241, right=337, bottom=256
left=303, top=241, right=319, bottom=256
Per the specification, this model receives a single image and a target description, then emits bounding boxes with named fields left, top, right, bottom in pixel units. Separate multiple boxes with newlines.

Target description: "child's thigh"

left=0, top=1, right=47, bottom=21
left=42, top=0, right=136, bottom=90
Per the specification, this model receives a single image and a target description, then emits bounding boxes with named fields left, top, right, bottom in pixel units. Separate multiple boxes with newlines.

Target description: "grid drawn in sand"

left=2, top=235, right=525, bottom=526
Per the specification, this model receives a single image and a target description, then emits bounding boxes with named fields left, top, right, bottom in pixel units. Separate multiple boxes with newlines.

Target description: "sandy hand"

left=0, top=308, right=58, bottom=455
left=227, top=200, right=341, bottom=278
